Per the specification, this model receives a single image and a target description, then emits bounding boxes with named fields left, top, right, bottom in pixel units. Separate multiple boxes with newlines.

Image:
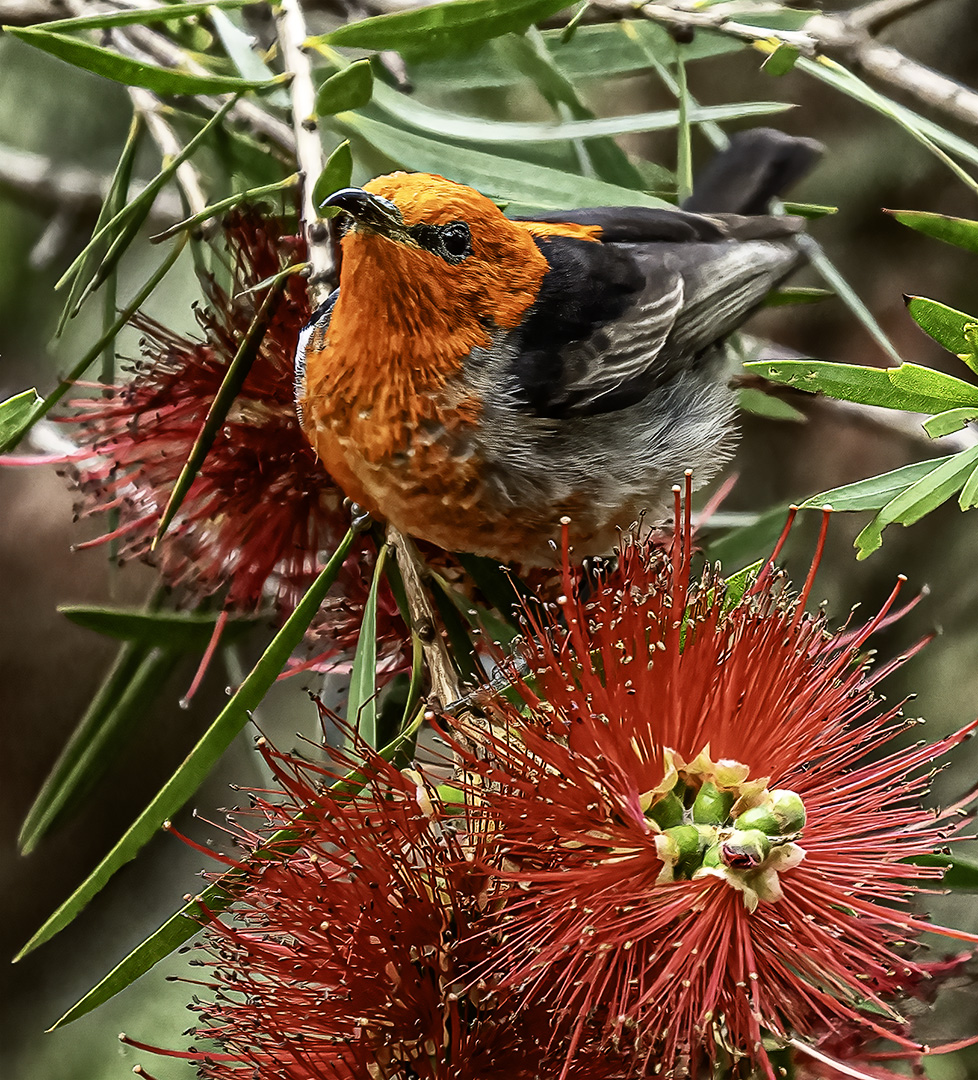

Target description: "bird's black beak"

left=320, top=187, right=409, bottom=241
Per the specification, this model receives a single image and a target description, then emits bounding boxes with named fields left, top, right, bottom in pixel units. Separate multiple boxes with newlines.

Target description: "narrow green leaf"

left=799, top=55, right=978, bottom=195
left=153, top=274, right=287, bottom=547
left=0, top=388, right=42, bottom=448
left=910, top=851, right=978, bottom=891
left=312, top=141, right=353, bottom=209
left=336, top=112, right=667, bottom=211
left=761, top=42, right=799, bottom=76
left=905, top=295, right=977, bottom=357
left=58, top=98, right=236, bottom=295
left=5, top=27, right=284, bottom=95
left=559, top=0, right=589, bottom=43
left=19, top=647, right=181, bottom=855
left=59, top=606, right=259, bottom=650
left=796, top=235, right=902, bottom=364
left=745, top=358, right=978, bottom=414
left=68, top=195, right=153, bottom=320
left=958, top=462, right=975, bottom=511
left=150, top=173, right=300, bottom=243
left=316, top=0, right=573, bottom=59
left=922, top=408, right=978, bottom=439
left=497, top=29, right=645, bottom=190
left=49, top=705, right=424, bottom=1028
left=764, top=287, right=834, bottom=307
left=347, top=544, right=389, bottom=748
left=854, top=445, right=978, bottom=558
left=403, top=633, right=424, bottom=729
left=780, top=201, right=838, bottom=219
left=15, top=527, right=356, bottom=960
left=887, top=209, right=978, bottom=255
left=803, top=456, right=958, bottom=512
left=57, top=112, right=142, bottom=335
left=2, top=236, right=187, bottom=452
left=27, top=0, right=253, bottom=32
left=430, top=580, right=482, bottom=685
left=959, top=462, right=978, bottom=511
left=316, top=60, right=373, bottom=117
left=368, top=77, right=792, bottom=144
left=737, top=387, right=806, bottom=422
left=722, top=559, right=764, bottom=611
left=208, top=4, right=288, bottom=108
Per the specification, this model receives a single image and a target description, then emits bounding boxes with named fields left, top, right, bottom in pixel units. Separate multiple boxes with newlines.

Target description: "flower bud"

left=692, top=781, right=735, bottom=824
left=721, top=829, right=771, bottom=869
left=769, top=789, right=806, bottom=833
left=656, top=824, right=710, bottom=879
left=647, top=792, right=685, bottom=829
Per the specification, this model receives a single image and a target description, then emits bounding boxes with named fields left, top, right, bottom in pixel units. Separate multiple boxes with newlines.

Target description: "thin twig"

left=275, top=0, right=336, bottom=304
left=387, top=524, right=462, bottom=712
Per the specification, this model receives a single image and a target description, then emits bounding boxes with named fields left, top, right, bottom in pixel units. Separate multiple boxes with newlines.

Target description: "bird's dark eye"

left=439, top=221, right=471, bottom=263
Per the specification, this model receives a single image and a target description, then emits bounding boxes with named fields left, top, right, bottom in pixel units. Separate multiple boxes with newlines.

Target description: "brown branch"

left=275, top=0, right=337, bottom=304
left=387, top=524, right=462, bottom=713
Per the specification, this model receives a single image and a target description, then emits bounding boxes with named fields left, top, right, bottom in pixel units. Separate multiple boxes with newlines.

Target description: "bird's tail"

left=682, top=129, right=823, bottom=216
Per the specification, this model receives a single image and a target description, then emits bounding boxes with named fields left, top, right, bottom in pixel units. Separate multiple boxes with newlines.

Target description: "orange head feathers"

left=297, top=135, right=820, bottom=562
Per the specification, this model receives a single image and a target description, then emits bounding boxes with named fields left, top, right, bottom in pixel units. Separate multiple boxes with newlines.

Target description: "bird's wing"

left=294, top=288, right=338, bottom=422
left=508, top=221, right=802, bottom=419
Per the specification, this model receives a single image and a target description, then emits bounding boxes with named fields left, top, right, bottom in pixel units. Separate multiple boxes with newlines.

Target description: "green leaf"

left=369, top=77, right=792, bottom=144
left=28, top=0, right=254, bottom=32
left=316, top=60, right=373, bottom=117
left=922, top=408, right=978, bottom=439
left=336, top=112, right=667, bottom=211
left=57, top=111, right=142, bottom=335
left=887, top=209, right=978, bottom=255
left=312, top=140, right=353, bottom=209
left=209, top=6, right=290, bottom=108
left=153, top=274, right=288, bottom=546
left=722, top=559, right=764, bottom=611
left=347, top=544, right=389, bottom=748
left=737, top=387, right=806, bottom=422
left=0, top=388, right=42, bottom=448
left=15, top=527, right=356, bottom=961
left=149, top=173, right=301, bottom=243
left=803, top=456, right=959, bottom=512
left=58, top=98, right=236, bottom=296
left=745, top=358, right=978, bottom=414
left=315, top=0, right=574, bottom=59
left=959, top=462, right=978, bottom=511
left=49, top=706, right=425, bottom=1029
left=761, top=42, right=799, bottom=76
left=5, top=27, right=284, bottom=95
left=16, top=237, right=189, bottom=451
left=905, top=295, right=978, bottom=361
left=910, top=851, right=978, bottom=891
left=780, top=201, right=838, bottom=219
left=764, top=287, right=834, bottom=307
left=853, top=444, right=978, bottom=558
left=19, top=646, right=181, bottom=855
left=58, top=606, right=259, bottom=650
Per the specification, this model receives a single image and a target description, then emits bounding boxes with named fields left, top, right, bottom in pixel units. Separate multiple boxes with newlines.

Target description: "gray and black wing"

left=508, top=212, right=804, bottom=418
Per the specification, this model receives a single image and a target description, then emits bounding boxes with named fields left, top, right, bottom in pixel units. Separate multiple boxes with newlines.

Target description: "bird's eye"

left=439, top=222, right=471, bottom=263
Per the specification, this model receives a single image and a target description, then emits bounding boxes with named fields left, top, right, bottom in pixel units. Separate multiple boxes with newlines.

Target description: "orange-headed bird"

left=295, top=129, right=821, bottom=563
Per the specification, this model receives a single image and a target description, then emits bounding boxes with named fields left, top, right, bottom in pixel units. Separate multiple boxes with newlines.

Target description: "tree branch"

left=275, top=0, right=336, bottom=304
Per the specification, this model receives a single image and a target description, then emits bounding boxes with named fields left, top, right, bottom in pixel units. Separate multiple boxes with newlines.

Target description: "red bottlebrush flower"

left=455, top=499, right=978, bottom=1078
left=60, top=213, right=349, bottom=615
left=133, top=738, right=626, bottom=1080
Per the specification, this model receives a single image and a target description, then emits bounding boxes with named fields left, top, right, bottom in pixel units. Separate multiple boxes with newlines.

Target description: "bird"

left=295, top=128, right=822, bottom=565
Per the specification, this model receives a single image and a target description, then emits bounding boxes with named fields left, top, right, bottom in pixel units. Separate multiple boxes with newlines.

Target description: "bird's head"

left=320, top=173, right=551, bottom=335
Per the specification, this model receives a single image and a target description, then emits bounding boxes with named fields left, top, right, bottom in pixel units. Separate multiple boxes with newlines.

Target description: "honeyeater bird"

left=295, top=128, right=821, bottom=564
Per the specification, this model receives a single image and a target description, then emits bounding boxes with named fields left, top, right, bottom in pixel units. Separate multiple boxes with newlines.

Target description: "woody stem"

left=275, top=0, right=337, bottom=304
left=387, top=525, right=462, bottom=712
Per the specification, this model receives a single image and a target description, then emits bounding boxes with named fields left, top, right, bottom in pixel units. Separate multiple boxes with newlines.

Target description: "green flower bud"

left=721, top=828, right=771, bottom=869
left=734, top=804, right=780, bottom=835
left=647, top=792, right=685, bottom=829
left=701, top=842, right=724, bottom=870
left=770, top=789, right=806, bottom=833
left=692, top=781, right=735, bottom=825
left=659, top=824, right=710, bottom=879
